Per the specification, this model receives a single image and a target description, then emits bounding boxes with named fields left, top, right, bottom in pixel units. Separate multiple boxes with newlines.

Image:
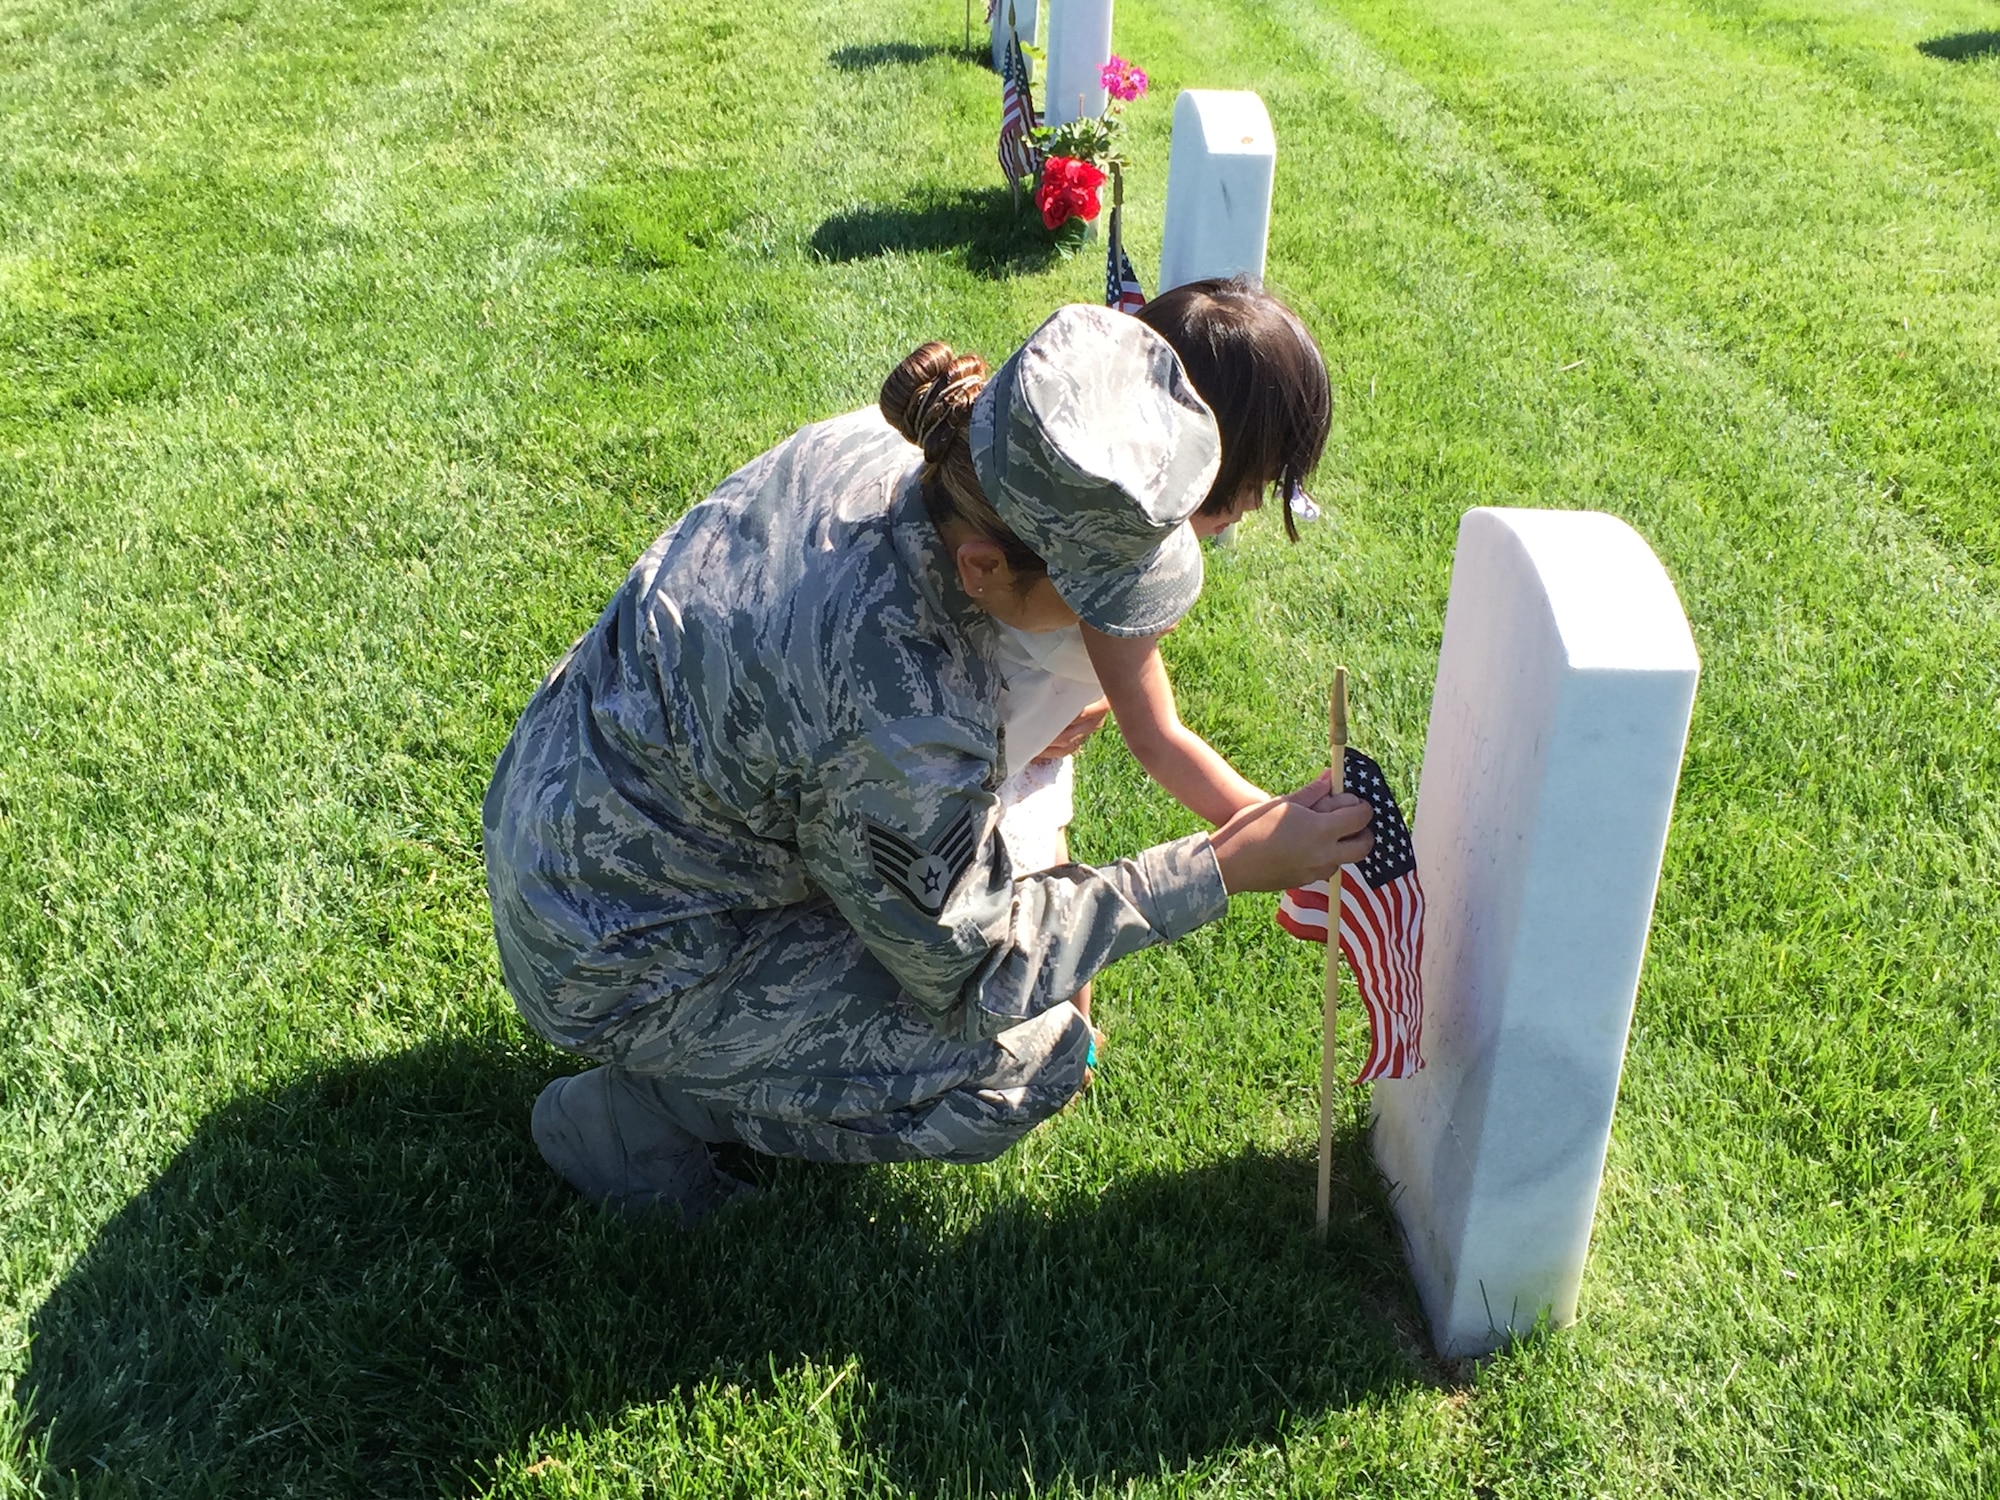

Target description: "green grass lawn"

left=1, top=0, right=1995, bottom=1492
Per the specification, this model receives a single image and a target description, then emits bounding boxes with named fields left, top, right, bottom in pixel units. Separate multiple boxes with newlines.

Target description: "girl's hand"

left=1207, top=773, right=1375, bottom=895
left=1037, top=698, right=1112, bottom=762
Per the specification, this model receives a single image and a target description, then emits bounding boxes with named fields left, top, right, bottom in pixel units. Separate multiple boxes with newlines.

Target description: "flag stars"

left=1344, top=748, right=1416, bottom=887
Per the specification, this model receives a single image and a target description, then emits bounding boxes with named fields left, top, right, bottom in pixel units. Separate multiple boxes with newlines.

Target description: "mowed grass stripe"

left=1321, top=0, right=2000, bottom=574
left=1681, top=0, right=2000, bottom=185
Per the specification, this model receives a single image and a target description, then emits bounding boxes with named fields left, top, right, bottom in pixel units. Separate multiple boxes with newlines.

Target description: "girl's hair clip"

left=1285, top=481, right=1321, bottom=522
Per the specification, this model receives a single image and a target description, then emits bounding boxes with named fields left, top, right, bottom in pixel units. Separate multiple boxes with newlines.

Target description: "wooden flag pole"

left=1109, top=164, right=1125, bottom=281
left=1316, top=666, right=1349, bottom=1237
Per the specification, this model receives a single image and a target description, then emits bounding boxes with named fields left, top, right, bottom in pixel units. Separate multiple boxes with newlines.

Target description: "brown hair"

left=1134, top=277, right=1332, bottom=540
left=879, top=341, right=1047, bottom=579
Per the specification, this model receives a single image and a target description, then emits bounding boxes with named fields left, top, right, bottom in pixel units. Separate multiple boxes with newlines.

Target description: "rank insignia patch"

left=866, top=805, right=980, bottom=915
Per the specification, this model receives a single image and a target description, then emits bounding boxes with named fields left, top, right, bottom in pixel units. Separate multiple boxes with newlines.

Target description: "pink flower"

left=1099, top=55, right=1148, bottom=102
left=1035, top=156, right=1107, bottom=229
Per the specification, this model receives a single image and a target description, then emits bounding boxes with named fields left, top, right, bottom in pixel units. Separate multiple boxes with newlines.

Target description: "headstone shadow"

left=17, top=1040, right=1448, bottom=1496
left=1916, top=30, right=2000, bottom=62
left=810, top=189, right=1062, bottom=279
left=829, top=41, right=987, bottom=71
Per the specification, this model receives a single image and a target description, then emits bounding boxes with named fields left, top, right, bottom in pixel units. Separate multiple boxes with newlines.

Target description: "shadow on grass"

left=1917, top=30, right=2000, bottom=62
left=17, top=1040, right=1445, bottom=1496
left=810, top=189, right=1062, bottom=279
left=829, top=40, right=988, bottom=71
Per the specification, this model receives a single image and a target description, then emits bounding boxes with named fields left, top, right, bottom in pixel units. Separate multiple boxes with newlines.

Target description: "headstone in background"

left=990, top=0, right=1040, bottom=77
left=1372, top=507, right=1699, bottom=1359
left=1042, top=0, right=1112, bottom=126
left=1157, top=90, right=1274, bottom=290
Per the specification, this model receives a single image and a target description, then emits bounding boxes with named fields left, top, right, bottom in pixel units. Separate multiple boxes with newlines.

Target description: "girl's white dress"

left=992, top=622, right=1103, bottom=874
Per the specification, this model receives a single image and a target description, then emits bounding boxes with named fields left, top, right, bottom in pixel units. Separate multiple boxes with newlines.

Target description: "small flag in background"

left=1105, top=202, right=1146, bottom=313
left=1276, top=746, right=1426, bottom=1081
left=997, top=29, right=1041, bottom=188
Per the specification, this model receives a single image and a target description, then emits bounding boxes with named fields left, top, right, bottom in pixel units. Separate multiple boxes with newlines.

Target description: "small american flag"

left=1105, top=203, right=1146, bottom=313
left=1276, top=746, right=1426, bottom=1081
left=998, top=30, right=1041, bottom=187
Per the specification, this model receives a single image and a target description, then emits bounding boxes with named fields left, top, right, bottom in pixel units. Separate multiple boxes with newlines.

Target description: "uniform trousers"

left=510, top=754, right=1092, bottom=1166
left=512, top=894, right=1092, bottom=1166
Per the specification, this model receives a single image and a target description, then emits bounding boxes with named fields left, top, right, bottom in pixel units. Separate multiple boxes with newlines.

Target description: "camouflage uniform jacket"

left=484, top=410, right=1228, bottom=1043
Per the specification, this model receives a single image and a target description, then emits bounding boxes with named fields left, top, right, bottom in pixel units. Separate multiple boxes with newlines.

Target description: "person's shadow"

left=16, top=1040, right=1450, bottom=1495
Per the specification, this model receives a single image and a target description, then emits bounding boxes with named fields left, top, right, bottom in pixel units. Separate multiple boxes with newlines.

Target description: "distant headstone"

left=1042, top=0, right=1112, bottom=126
left=990, top=0, right=1040, bottom=76
left=1372, top=508, right=1699, bottom=1360
left=1157, top=90, right=1275, bottom=291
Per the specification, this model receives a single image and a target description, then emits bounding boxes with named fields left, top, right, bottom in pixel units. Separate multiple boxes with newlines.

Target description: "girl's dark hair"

left=879, top=341, right=1047, bottom=580
left=1134, top=276, right=1332, bottom=540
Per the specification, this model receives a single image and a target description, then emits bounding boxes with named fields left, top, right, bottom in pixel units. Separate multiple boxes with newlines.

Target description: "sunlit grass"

left=1, top=0, right=1995, bottom=1493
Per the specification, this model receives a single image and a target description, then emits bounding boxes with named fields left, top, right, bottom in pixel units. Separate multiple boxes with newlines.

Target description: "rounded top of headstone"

left=1465, top=508, right=1699, bottom=673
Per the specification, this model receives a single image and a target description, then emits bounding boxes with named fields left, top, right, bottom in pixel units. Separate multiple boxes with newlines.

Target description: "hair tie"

left=915, top=371, right=983, bottom=463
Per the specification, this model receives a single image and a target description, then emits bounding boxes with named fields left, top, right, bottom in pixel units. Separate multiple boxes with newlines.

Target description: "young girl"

left=994, top=278, right=1331, bottom=878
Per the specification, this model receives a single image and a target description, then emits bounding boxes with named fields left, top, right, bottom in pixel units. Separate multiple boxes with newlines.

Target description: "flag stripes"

left=1275, top=746, right=1426, bottom=1081
left=998, top=30, right=1041, bottom=186
left=1338, top=859, right=1425, bottom=1080
left=1275, top=881, right=1329, bottom=941
left=1105, top=202, right=1146, bottom=312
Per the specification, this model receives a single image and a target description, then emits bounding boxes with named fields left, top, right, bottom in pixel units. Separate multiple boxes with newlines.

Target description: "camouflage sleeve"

left=797, top=717, right=1229, bottom=1041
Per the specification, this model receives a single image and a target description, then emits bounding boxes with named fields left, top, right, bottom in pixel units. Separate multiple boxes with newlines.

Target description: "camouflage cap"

left=970, top=304, right=1221, bottom=638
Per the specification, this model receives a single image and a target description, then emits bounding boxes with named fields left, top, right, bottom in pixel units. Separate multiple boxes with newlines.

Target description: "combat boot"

left=531, top=1065, right=752, bottom=1222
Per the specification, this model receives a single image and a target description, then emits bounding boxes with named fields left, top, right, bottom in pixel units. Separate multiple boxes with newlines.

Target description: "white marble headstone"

left=1041, top=0, right=1112, bottom=126
left=1371, top=507, right=1699, bottom=1359
left=1157, top=90, right=1274, bottom=291
left=990, top=0, right=1040, bottom=77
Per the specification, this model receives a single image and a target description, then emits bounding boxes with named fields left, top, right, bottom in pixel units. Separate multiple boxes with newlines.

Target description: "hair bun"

left=880, top=342, right=988, bottom=463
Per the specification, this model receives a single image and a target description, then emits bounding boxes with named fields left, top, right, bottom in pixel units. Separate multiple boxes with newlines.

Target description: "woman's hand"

left=1036, top=697, right=1113, bottom=762
left=1207, top=772, right=1375, bottom=895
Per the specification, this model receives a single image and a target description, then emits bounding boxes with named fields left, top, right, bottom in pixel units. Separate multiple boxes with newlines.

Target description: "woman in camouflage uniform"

left=483, top=303, right=1372, bottom=1219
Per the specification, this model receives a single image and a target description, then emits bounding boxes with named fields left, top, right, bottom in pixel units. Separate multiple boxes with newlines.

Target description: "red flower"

left=1036, top=156, right=1106, bottom=230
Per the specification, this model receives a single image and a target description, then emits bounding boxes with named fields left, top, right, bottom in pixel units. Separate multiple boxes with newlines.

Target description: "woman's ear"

left=953, top=536, right=1011, bottom=600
